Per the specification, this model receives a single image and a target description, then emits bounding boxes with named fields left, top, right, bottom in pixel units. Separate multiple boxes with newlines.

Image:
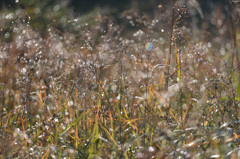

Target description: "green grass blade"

left=59, top=109, right=89, bottom=136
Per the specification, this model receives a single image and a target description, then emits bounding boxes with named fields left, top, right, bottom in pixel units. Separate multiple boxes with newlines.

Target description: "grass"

left=0, top=1, right=240, bottom=158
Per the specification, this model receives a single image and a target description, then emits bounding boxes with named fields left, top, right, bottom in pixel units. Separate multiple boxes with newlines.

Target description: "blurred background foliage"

left=0, top=0, right=237, bottom=35
left=0, top=0, right=233, bottom=15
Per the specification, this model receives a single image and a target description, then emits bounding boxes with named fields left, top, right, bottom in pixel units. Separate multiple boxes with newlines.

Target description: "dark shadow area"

left=70, top=0, right=130, bottom=13
left=0, top=0, right=16, bottom=8
left=0, top=0, right=234, bottom=15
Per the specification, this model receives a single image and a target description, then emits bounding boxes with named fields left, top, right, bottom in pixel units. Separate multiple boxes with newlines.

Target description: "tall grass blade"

left=59, top=109, right=90, bottom=136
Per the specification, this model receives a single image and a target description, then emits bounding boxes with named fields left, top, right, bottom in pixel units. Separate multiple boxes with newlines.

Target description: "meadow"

left=0, top=0, right=240, bottom=158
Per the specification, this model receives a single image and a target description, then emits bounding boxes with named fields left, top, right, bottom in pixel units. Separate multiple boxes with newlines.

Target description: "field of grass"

left=0, top=0, right=240, bottom=158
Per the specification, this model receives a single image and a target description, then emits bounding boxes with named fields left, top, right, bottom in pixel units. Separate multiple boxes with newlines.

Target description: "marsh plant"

left=0, top=0, right=240, bottom=158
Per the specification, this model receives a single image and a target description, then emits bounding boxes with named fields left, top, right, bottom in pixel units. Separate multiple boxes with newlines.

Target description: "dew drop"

left=145, top=42, right=153, bottom=51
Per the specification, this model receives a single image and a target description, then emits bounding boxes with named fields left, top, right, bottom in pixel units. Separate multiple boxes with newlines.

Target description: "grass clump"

left=0, top=0, right=240, bottom=158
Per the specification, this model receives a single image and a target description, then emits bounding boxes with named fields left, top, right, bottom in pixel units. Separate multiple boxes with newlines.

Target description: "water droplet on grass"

left=145, top=42, right=153, bottom=51
left=148, top=146, right=155, bottom=152
left=210, top=154, right=220, bottom=158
